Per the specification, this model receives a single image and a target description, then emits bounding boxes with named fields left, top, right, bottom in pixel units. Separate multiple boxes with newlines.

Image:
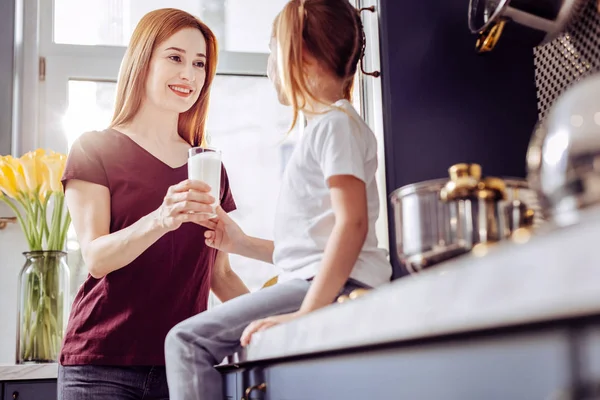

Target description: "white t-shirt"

left=273, top=99, right=392, bottom=288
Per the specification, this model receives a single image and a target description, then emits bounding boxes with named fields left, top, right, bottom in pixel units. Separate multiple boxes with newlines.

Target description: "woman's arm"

left=210, top=251, right=250, bottom=302
left=67, top=178, right=215, bottom=279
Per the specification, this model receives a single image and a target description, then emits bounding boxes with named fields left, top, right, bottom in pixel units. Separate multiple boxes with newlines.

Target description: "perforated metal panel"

left=534, top=0, right=600, bottom=119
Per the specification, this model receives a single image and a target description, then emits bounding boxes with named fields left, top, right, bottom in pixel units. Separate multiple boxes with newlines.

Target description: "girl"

left=58, top=9, right=249, bottom=400
left=164, top=1, right=392, bottom=398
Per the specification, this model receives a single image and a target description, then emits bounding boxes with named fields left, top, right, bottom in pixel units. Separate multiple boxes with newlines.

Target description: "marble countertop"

left=243, top=208, right=600, bottom=363
left=0, top=363, right=57, bottom=381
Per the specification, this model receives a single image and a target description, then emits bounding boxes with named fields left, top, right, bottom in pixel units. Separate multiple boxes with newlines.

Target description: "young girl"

left=164, top=0, right=392, bottom=398
left=58, top=9, right=249, bottom=400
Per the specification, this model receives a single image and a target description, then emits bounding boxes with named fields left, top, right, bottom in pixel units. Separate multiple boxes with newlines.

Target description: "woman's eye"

left=169, top=55, right=181, bottom=62
left=194, top=61, right=206, bottom=68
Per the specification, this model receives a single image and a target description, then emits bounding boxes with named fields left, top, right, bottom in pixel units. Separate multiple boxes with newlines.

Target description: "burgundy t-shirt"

left=59, top=129, right=236, bottom=366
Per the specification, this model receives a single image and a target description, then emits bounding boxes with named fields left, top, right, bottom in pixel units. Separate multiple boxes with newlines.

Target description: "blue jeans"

left=58, top=365, right=169, bottom=400
left=165, top=278, right=367, bottom=400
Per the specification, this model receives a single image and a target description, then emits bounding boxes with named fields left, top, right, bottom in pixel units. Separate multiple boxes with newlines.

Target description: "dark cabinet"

left=222, top=367, right=267, bottom=400
left=229, top=330, right=572, bottom=400
left=223, top=369, right=241, bottom=400
left=578, top=325, right=600, bottom=397
left=2, top=381, right=57, bottom=400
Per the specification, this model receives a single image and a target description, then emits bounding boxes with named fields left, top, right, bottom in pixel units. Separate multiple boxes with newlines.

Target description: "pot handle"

left=476, top=20, right=506, bottom=53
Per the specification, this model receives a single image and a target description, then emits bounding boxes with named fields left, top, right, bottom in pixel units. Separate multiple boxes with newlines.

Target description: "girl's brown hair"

left=274, top=0, right=368, bottom=129
left=110, top=8, right=218, bottom=146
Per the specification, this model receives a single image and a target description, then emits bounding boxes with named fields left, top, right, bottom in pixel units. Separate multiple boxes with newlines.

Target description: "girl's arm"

left=297, top=174, right=368, bottom=313
left=240, top=175, right=368, bottom=346
left=201, top=207, right=275, bottom=264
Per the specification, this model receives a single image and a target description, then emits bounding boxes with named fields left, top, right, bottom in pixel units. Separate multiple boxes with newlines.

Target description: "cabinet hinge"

left=39, top=56, right=46, bottom=82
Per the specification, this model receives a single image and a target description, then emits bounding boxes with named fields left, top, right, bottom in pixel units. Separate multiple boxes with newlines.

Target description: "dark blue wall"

left=378, top=0, right=540, bottom=278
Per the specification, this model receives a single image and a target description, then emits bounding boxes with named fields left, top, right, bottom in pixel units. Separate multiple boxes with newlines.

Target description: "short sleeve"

left=219, top=164, right=237, bottom=213
left=61, top=131, right=110, bottom=191
left=312, top=114, right=366, bottom=183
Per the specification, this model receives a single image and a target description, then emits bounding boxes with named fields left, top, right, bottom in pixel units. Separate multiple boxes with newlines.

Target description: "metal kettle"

left=528, top=72, right=600, bottom=226
left=468, top=0, right=586, bottom=53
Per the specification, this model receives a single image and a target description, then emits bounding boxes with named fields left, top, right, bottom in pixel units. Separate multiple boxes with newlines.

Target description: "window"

left=53, top=0, right=282, bottom=53
left=25, top=0, right=387, bottom=300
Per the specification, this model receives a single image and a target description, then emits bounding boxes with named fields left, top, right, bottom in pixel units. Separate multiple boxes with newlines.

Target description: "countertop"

left=0, top=363, right=57, bottom=381
left=243, top=208, right=600, bottom=363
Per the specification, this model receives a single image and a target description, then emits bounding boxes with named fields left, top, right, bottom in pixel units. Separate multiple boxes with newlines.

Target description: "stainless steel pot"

left=528, top=72, right=600, bottom=226
left=390, top=164, right=541, bottom=274
left=468, top=0, right=586, bottom=53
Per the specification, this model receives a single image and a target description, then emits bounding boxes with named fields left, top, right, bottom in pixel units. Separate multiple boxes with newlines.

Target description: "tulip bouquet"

left=0, top=149, right=70, bottom=251
left=0, top=149, right=71, bottom=363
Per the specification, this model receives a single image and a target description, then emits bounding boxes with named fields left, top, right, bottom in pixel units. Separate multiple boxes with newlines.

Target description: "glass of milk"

left=188, top=147, right=222, bottom=218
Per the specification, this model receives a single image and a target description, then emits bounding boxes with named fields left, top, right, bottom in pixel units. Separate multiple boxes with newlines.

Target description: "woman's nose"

left=179, top=63, right=195, bottom=82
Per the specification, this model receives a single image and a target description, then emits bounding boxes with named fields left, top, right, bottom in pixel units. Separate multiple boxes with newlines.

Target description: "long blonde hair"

left=110, top=8, right=218, bottom=146
left=274, top=0, right=366, bottom=130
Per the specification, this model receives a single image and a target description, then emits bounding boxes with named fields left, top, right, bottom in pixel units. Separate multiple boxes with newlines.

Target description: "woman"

left=58, top=8, right=249, bottom=400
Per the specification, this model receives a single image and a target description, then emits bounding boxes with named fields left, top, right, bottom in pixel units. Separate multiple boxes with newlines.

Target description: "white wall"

left=0, top=202, right=29, bottom=364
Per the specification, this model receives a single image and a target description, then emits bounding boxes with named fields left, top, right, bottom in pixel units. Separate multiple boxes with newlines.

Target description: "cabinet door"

left=3, top=381, right=57, bottom=400
left=239, top=368, right=267, bottom=400
left=223, top=370, right=241, bottom=400
left=262, top=330, right=572, bottom=400
left=578, top=324, right=600, bottom=397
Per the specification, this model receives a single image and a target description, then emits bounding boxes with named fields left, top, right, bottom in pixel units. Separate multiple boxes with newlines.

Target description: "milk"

left=188, top=151, right=222, bottom=217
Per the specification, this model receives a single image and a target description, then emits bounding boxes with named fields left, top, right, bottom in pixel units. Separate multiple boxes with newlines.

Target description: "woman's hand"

left=198, top=206, right=248, bottom=255
left=156, top=179, right=216, bottom=232
left=240, top=312, right=304, bottom=346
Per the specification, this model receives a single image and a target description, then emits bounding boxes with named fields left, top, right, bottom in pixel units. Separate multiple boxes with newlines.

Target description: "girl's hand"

left=197, top=206, right=248, bottom=255
left=240, top=312, right=304, bottom=347
left=156, top=179, right=215, bottom=232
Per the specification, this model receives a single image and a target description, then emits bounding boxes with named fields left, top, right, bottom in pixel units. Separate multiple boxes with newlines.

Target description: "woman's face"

left=267, top=37, right=289, bottom=106
left=145, top=28, right=208, bottom=114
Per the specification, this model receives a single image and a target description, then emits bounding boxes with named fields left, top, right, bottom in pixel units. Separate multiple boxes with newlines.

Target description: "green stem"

left=59, top=212, right=71, bottom=251
left=39, top=196, right=50, bottom=248
left=0, top=196, right=34, bottom=248
left=48, top=194, right=64, bottom=251
left=20, top=196, right=41, bottom=250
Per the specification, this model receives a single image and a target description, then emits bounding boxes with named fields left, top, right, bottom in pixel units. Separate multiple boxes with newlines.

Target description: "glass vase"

left=16, top=251, right=70, bottom=364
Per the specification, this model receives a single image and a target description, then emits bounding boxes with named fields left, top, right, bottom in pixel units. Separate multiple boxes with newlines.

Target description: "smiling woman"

left=110, top=10, right=217, bottom=147
left=56, top=8, right=250, bottom=400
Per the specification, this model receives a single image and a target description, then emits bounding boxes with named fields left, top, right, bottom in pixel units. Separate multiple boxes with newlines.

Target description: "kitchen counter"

left=0, top=363, right=57, bottom=381
left=242, top=207, right=600, bottom=363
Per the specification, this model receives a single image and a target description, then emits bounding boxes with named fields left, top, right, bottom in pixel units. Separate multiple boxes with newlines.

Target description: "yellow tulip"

left=19, top=150, right=45, bottom=193
left=42, top=153, right=66, bottom=194
left=0, top=158, right=20, bottom=198
left=34, top=149, right=48, bottom=191
left=2, top=156, right=27, bottom=193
